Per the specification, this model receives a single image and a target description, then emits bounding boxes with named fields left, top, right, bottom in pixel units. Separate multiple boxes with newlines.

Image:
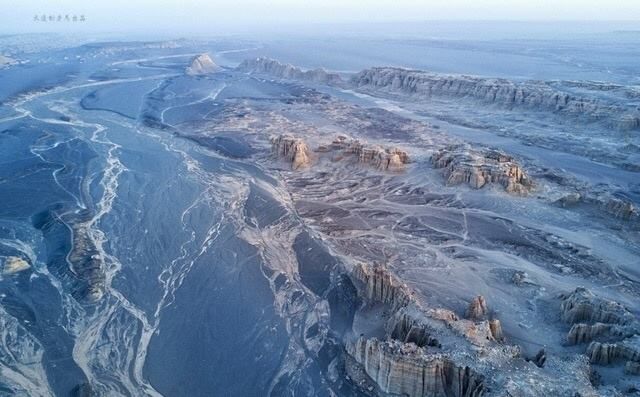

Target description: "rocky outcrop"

left=532, top=349, right=547, bottom=368
left=238, top=57, right=343, bottom=84
left=346, top=337, right=485, bottom=397
left=271, top=134, right=312, bottom=170
left=185, top=53, right=221, bottom=75
left=2, top=256, right=31, bottom=275
left=351, top=67, right=640, bottom=131
left=555, top=192, right=639, bottom=222
left=560, top=288, right=636, bottom=326
left=586, top=335, right=640, bottom=365
left=488, top=319, right=504, bottom=342
left=431, top=145, right=532, bottom=194
left=560, top=288, right=640, bottom=375
left=466, top=296, right=489, bottom=321
left=599, top=196, right=638, bottom=221
left=566, top=323, right=634, bottom=345
left=327, top=136, right=410, bottom=172
left=351, top=263, right=411, bottom=309
left=388, top=309, right=441, bottom=348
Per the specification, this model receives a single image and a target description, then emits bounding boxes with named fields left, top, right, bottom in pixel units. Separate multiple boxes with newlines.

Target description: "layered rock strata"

left=560, top=288, right=640, bottom=373
left=271, top=134, right=410, bottom=172
left=431, top=145, right=532, bottom=194
left=351, top=263, right=412, bottom=310
left=351, top=67, right=640, bottom=131
left=466, top=296, right=489, bottom=321
left=346, top=337, right=485, bottom=397
left=271, top=134, right=312, bottom=170
left=238, top=57, right=343, bottom=84
left=586, top=336, right=640, bottom=365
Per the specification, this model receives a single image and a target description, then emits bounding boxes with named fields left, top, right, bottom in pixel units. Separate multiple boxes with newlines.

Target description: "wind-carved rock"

left=271, top=134, right=312, bottom=170
left=586, top=335, right=640, bottom=365
left=346, top=337, right=485, bottom=397
left=466, top=296, right=489, bottom=321
left=560, top=288, right=636, bottom=326
left=237, top=57, right=343, bottom=84
left=600, top=196, right=638, bottom=221
left=566, top=323, right=634, bottom=345
left=560, top=288, right=640, bottom=372
left=431, top=145, right=532, bottom=195
left=351, top=263, right=411, bottom=309
left=321, top=135, right=411, bottom=172
left=489, top=319, right=504, bottom=342
left=185, top=53, right=221, bottom=75
left=351, top=67, right=640, bottom=131
left=388, top=308, right=442, bottom=348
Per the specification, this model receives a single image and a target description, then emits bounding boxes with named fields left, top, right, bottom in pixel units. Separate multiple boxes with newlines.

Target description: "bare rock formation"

left=322, top=135, right=410, bottom=172
left=238, top=57, right=343, bottom=84
left=489, top=319, right=504, bottom=342
left=346, top=337, right=485, bottom=397
left=271, top=134, right=312, bottom=170
left=566, top=323, right=634, bottom=345
left=466, top=296, right=489, bottom=321
left=388, top=309, right=441, bottom=348
left=600, top=196, right=638, bottom=221
left=532, top=349, right=547, bottom=368
left=2, top=256, right=31, bottom=275
left=352, top=67, right=640, bottom=131
left=185, top=53, right=221, bottom=75
left=560, top=288, right=636, bottom=326
left=431, top=145, right=532, bottom=194
left=560, top=288, right=640, bottom=379
left=586, top=335, right=640, bottom=365
left=351, top=263, right=411, bottom=309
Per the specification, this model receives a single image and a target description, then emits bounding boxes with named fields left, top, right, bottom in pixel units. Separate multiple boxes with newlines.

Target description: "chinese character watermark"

left=33, top=14, right=86, bottom=22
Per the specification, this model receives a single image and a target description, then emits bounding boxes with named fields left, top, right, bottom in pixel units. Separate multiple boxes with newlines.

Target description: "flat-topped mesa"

left=320, top=135, right=410, bottom=172
left=431, top=145, right=532, bottom=195
left=271, top=134, right=312, bottom=170
left=346, top=337, right=485, bottom=397
left=351, top=263, right=412, bottom=310
left=185, top=53, right=221, bottom=75
left=351, top=67, right=640, bottom=131
left=237, top=57, right=343, bottom=84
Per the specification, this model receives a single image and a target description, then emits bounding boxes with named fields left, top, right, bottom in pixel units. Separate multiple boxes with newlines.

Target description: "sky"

left=2, top=0, right=640, bottom=35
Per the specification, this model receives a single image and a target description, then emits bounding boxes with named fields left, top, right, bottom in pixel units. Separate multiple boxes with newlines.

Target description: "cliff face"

left=185, top=54, right=221, bottom=75
left=271, top=134, right=312, bottom=170
left=351, top=263, right=411, bottom=310
left=560, top=288, right=640, bottom=372
left=237, top=57, right=343, bottom=84
left=560, top=288, right=636, bottom=326
left=388, top=309, right=441, bottom=348
left=586, top=336, right=640, bottom=365
left=431, top=145, right=532, bottom=195
left=351, top=67, right=640, bottom=131
left=346, top=337, right=485, bottom=397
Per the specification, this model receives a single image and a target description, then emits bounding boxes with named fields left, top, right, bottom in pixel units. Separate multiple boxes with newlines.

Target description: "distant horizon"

left=2, top=0, right=640, bottom=35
